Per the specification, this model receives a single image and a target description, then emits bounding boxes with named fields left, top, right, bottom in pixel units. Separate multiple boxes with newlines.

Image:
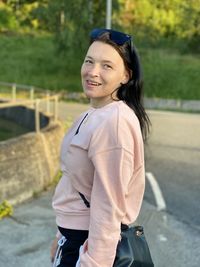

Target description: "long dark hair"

left=90, top=32, right=151, bottom=141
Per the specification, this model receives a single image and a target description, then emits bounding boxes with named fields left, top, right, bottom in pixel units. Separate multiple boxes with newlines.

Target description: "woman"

left=51, top=28, right=150, bottom=267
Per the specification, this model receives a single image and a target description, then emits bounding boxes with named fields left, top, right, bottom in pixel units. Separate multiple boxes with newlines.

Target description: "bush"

left=186, top=35, right=200, bottom=54
left=0, top=3, right=18, bottom=32
left=0, top=200, right=13, bottom=220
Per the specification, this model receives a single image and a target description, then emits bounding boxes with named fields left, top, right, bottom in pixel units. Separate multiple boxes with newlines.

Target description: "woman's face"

left=81, top=41, right=129, bottom=108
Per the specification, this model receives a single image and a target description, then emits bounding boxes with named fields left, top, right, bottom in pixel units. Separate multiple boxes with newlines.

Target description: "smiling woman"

left=81, top=41, right=129, bottom=108
left=51, top=28, right=151, bottom=267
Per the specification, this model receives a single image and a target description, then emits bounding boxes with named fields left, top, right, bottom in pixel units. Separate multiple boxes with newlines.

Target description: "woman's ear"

left=122, top=69, right=132, bottom=84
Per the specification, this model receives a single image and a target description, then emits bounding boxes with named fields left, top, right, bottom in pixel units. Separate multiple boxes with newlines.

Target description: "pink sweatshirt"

left=52, top=100, right=145, bottom=267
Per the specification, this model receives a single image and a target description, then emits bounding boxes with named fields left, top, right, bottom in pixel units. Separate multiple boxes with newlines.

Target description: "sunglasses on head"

left=90, top=28, right=132, bottom=46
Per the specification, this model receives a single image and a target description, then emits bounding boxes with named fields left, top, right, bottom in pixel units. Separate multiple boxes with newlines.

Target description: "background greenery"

left=0, top=0, right=200, bottom=100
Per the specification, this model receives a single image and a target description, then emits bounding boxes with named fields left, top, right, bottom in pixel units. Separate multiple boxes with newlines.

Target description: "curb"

left=61, top=92, right=200, bottom=113
left=144, top=98, right=200, bottom=112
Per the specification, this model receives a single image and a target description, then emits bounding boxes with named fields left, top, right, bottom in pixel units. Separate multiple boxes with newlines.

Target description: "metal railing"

left=0, top=82, right=60, bottom=133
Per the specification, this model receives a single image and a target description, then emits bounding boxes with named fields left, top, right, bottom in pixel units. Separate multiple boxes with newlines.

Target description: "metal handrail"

left=0, top=82, right=59, bottom=133
left=0, top=81, right=49, bottom=92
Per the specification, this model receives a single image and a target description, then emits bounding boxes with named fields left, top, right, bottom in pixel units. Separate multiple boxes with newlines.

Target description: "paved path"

left=1, top=189, right=199, bottom=267
left=0, top=102, right=199, bottom=267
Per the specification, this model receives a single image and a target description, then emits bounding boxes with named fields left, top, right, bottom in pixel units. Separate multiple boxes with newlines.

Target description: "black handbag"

left=78, top=192, right=154, bottom=267
left=113, top=224, right=154, bottom=267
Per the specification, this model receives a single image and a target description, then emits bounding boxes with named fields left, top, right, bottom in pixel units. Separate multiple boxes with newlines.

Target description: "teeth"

left=88, top=80, right=101, bottom=86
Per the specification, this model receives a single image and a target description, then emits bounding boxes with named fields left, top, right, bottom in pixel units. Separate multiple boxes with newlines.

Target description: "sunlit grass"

left=140, top=48, right=200, bottom=100
left=0, top=34, right=82, bottom=92
left=0, top=34, right=200, bottom=100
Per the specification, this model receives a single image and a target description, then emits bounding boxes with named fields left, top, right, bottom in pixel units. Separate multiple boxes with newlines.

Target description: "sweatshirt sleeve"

left=78, top=148, right=134, bottom=267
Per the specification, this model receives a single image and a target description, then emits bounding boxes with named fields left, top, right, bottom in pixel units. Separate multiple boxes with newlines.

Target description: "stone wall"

left=0, top=106, right=64, bottom=205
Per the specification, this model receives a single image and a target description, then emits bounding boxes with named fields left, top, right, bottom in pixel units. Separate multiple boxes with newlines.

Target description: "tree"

left=0, top=1, right=19, bottom=31
left=177, top=0, right=200, bottom=52
left=45, top=0, right=120, bottom=56
left=116, top=0, right=200, bottom=52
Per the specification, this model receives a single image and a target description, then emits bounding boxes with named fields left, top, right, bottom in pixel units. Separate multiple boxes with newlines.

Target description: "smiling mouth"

left=86, top=80, right=102, bottom=86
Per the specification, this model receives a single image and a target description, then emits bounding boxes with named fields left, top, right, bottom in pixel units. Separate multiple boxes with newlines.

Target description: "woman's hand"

left=75, top=239, right=88, bottom=267
left=50, top=236, right=59, bottom=263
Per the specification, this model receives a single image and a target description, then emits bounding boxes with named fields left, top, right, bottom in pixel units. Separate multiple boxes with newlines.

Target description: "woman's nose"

left=88, top=64, right=100, bottom=77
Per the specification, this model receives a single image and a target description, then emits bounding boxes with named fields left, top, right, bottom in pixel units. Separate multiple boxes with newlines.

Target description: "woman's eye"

left=104, top=64, right=112, bottom=69
left=85, top=59, right=93, bottom=64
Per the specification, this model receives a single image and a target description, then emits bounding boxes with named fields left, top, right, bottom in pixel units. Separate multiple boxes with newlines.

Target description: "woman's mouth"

left=86, top=80, right=102, bottom=86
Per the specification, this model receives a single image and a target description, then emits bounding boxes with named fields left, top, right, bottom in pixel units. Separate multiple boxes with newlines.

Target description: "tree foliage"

left=45, top=0, right=92, bottom=54
left=0, top=1, right=19, bottom=31
left=117, top=0, right=200, bottom=52
left=44, top=0, right=119, bottom=55
left=0, top=0, right=200, bottom=52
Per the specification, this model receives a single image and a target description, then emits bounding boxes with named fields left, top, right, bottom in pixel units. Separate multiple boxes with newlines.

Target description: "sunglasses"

left=90, top=28, right=132, bottom=46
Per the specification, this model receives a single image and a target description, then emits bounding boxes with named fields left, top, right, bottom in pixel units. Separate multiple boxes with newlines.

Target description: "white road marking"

left=146, top=172, right=166, bottom=211
left=158, top=234, right=168, bottom=242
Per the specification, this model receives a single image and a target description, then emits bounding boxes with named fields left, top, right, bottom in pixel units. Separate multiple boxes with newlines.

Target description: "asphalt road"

left=144, top=110, right=200, bottom=230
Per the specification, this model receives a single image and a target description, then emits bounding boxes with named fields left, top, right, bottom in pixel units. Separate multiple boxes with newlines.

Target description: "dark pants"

left=56, top=226, right=88, bottom=267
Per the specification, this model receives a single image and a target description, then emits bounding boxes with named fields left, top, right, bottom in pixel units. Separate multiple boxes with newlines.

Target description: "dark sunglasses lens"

left=110, top=31, right=131, bottom=45
left=90, top=29, right=131, bottom=45
left=90, top=29, right=105, bottom=39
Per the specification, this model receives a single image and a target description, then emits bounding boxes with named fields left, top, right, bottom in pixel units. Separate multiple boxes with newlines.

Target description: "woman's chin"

left=84, top=89, right=96, bottom=99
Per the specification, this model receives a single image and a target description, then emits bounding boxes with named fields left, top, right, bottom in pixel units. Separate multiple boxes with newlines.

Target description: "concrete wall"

left=0, top=106, right=64, bottom=205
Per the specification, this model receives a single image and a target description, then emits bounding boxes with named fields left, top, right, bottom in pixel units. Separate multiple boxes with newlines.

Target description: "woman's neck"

left=90, top=96, right=118, bottom=109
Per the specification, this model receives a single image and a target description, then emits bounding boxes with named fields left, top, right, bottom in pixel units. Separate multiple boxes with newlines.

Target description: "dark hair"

left=90, top=32, right=151, bottom=141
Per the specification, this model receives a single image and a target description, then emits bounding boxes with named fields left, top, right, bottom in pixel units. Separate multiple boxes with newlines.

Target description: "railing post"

left=12, top=84, right=16, bottom=101
left=35, top=99, right=40, bottom=133
left=46, top=91, right=50, bottom=114
left=30, top=86, right=34, bottom=100
left=54, top=95, right=58, bottom=122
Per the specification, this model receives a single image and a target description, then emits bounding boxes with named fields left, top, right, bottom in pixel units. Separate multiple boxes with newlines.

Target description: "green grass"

left=0, top=34, right=200, bottom=100
left=0, top=34, right=82, bottom=92
left=140, top=48, right=200, bottom=100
